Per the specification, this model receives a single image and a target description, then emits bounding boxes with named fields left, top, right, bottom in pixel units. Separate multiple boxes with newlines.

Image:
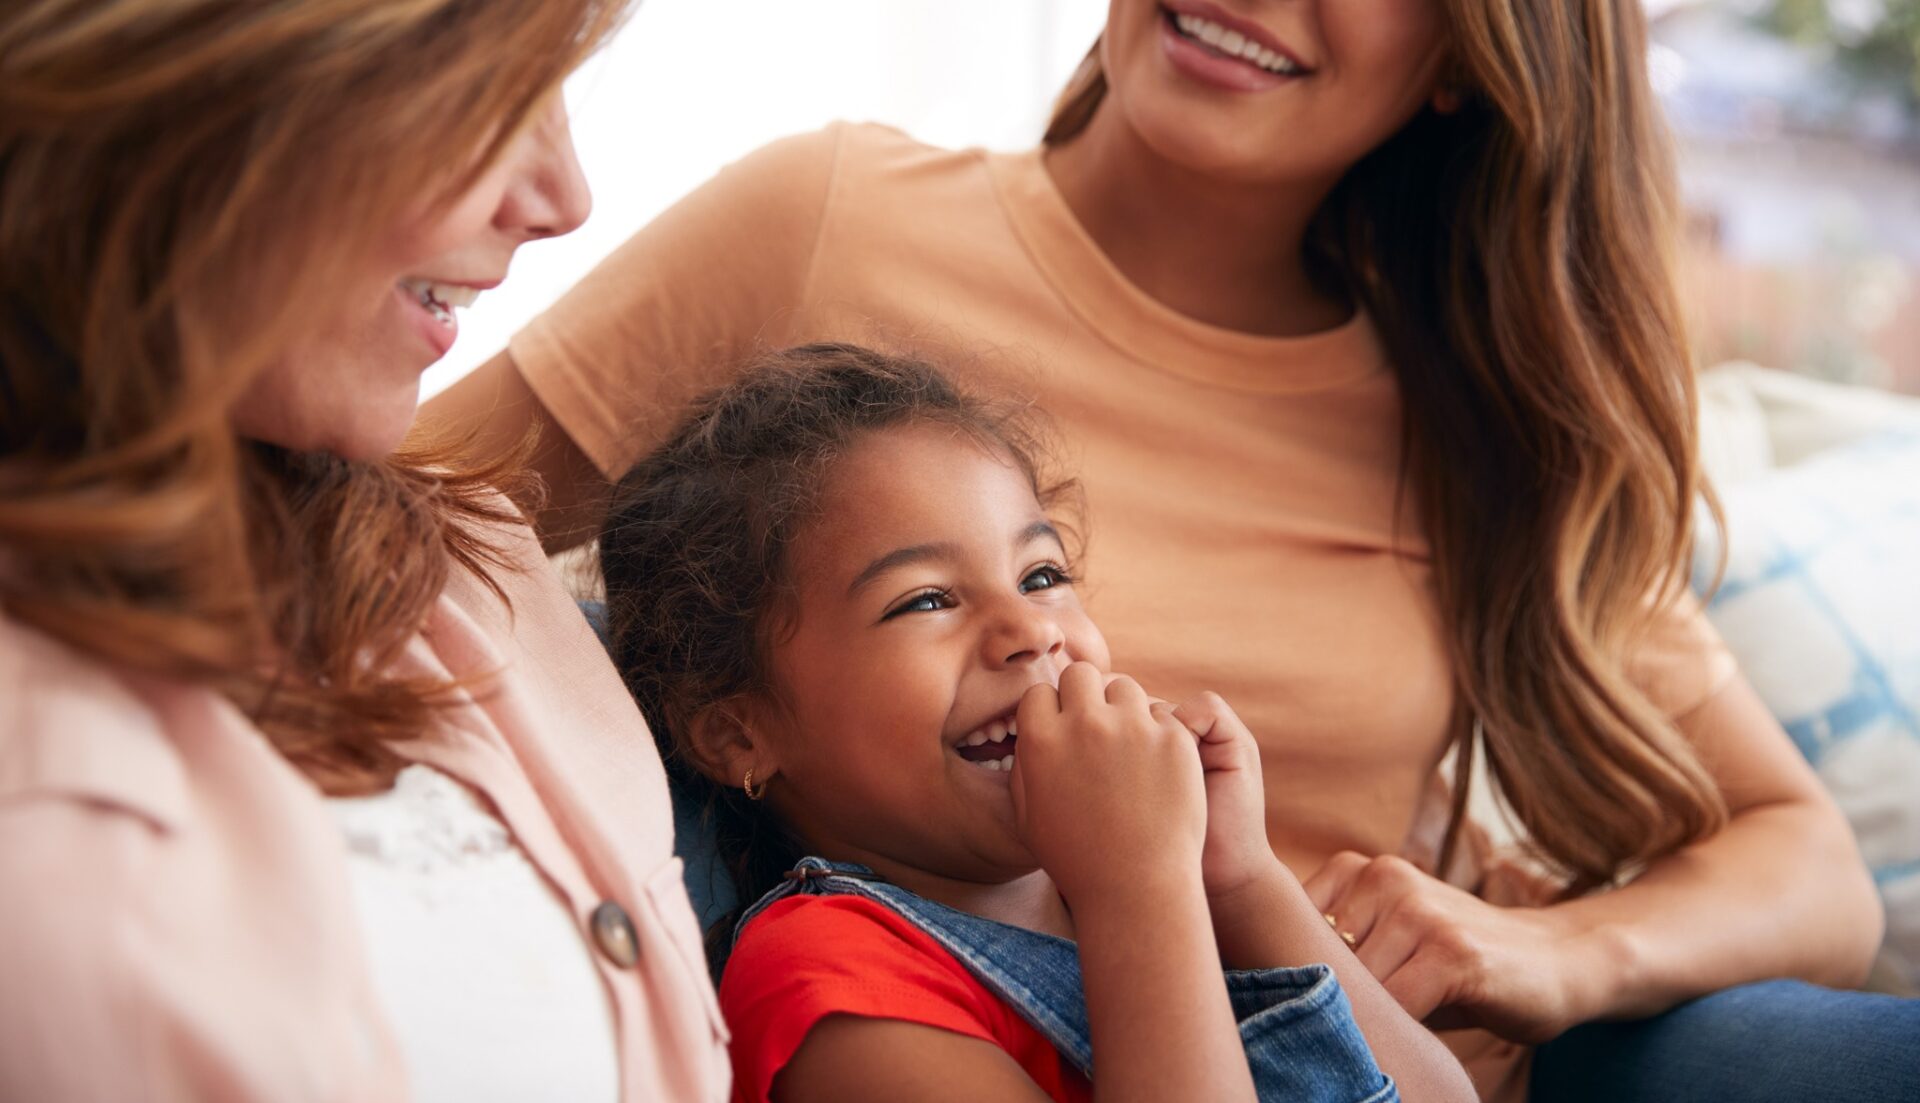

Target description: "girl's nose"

left=987, top=602, right=1067, bottom=670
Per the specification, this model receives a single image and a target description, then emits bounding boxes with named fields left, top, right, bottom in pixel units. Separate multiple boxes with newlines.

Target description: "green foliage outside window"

left=1757, top=0, right=1920, bottom=110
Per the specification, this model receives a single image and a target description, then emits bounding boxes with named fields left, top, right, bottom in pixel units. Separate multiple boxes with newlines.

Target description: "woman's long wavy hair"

left=0, top=0, right=631, bottom=792
left=1048, top=1, right=1726, bottom=890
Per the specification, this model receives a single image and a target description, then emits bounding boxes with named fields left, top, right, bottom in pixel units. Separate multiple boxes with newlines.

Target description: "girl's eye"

left=883, top=589, right=954, bottom=620
left=1020, top=564, right=1073, bottom=593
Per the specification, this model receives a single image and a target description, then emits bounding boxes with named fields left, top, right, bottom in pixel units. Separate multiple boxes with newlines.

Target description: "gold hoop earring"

left=743, top=766, right=768, bottom=801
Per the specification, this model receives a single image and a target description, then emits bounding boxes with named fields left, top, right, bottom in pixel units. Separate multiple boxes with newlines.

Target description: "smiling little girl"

left=598, top=344, right=1472, bottom=1103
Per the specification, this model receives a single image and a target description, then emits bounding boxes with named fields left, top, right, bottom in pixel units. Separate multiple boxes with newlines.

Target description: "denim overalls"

left=736, top=856, right=1398, bottom=1103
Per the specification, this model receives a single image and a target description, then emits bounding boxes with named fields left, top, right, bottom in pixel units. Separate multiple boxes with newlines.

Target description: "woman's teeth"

left=399, top=277, right=481, bottom=328
left=1173, top=12, right=1302, bottom=75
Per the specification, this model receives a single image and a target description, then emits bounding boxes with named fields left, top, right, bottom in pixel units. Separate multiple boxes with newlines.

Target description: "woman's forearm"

left=1071, top=870, right=1256, bottom=1103
left=1552, top=794, right=1883, bottom=1022
left=1209, top=865, right=1475, bottom=1103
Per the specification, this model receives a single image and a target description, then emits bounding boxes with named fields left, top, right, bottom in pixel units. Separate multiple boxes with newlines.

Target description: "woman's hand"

left=1011, top=662, right=1207, bottom=905
left=1304, top=852, right=1614, bottom=1043
left=1162, top=692, right=1272, bottom=902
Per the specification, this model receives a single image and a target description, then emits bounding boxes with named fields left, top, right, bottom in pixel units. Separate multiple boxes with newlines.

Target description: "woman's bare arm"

left=1546, top=676, right=1882, bottom=1015
left=1305, top=674, right=1883, bottom=1043
left=416, top=351, right=610, bottom=552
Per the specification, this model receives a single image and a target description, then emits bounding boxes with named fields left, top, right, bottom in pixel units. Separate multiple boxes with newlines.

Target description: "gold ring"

left=1340, top=928, right=1359, bottom=949
left=1324, top=912, right=1340, bottom=929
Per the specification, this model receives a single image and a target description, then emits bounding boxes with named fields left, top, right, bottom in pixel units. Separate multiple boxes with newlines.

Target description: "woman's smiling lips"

left=1158, top=0, right=1314, bottom=93
left=393, top=275, right=501, bottom=361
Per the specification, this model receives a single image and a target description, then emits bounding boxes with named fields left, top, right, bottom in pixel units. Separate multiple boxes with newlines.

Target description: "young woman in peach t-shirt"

left=0, top=2, right=727, bottom=1099
left=430, top=2, right=1909, bottom=1100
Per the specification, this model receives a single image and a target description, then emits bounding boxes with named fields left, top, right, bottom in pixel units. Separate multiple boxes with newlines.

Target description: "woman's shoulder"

left=731, top=119, right=991, bottom=189
left=0, top=612, right=192, bottom=831
left=0, top=614, right=398, bottom=1099
left=696, top=120, right=997, bottom=237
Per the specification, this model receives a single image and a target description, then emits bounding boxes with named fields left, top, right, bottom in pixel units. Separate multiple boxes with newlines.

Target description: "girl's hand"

left=1304, top=852, right=1612, bottom=1043
left=1163, top=693, right=1272, bottom=901
left=1011, top=662, right=1207, bottom=904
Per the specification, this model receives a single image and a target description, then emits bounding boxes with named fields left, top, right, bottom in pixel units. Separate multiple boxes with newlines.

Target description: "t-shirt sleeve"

left=718, top=895, right=1007, bottom=1103
left=509, top=123, right=848, bottom=480
left=1626, top=589, right=1739, bottom=720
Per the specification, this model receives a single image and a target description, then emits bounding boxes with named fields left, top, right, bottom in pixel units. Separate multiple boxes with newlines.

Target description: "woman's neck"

left=1041, top=104, right=1349, bottom=337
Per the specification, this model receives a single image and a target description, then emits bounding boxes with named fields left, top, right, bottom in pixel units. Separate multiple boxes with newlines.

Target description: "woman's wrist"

left=1540, top=900, right=1646, bottom=1025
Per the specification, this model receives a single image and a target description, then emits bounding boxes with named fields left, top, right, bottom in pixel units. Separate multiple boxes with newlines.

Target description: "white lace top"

left=329, top=765, right=620, bottom=1102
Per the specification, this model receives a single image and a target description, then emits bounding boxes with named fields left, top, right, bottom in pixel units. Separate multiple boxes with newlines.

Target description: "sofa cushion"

left=1693, top=429, right=1920, bottom=992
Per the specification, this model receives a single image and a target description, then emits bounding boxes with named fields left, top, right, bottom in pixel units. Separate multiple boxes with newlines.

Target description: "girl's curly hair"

left=599, top=343, right=1076, bottom=961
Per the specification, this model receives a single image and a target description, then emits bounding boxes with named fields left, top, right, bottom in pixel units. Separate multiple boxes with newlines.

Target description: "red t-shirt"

left=719, top=894, right=1094, bottom=1103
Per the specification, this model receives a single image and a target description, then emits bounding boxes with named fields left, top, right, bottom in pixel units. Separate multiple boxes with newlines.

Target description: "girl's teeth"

left=964, top=731, right=988, bottom=747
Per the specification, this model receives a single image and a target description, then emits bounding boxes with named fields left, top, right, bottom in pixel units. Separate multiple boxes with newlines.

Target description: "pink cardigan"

left=0, top=513, right=730, bottom=1101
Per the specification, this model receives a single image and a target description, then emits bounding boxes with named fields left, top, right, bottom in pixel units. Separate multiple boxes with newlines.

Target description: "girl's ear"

left=684, top=698, right=779, bottom=793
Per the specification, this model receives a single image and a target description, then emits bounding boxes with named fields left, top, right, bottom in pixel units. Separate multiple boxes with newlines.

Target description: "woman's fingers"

left=1352, top=899, right=1423, bottom=979
left=1380, top=948, right=1457, bottom=1023
left=1303, top=850, right=1371, bottom=914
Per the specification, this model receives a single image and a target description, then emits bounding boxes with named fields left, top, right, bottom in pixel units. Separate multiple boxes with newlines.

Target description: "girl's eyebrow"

left=846, top=521, right=1064, bottom=597
left=1017, top=520, right=1063, bottom=552
left=847, top=542, right=959, bottom=596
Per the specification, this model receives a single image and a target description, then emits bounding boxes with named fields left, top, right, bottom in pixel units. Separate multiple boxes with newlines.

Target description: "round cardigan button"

left=589, top=901, right=639, bottom=969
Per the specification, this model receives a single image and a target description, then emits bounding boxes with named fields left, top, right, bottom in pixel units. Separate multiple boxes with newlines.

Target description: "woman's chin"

left=233, top=381, right=422, bottom=462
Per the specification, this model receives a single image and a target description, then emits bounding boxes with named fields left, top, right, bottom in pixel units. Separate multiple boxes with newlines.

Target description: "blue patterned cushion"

left=1693, top=430, right=1920, bottom=987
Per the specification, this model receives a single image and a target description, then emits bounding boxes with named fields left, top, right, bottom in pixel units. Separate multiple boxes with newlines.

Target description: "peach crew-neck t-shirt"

left=509, top=122, right=1735, bottom=1099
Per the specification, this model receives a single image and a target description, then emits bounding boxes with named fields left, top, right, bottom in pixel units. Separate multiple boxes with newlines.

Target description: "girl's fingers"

left=1171, top=692, right=1240, bottom=742
left=1055, top=661, right=1106, bottom=713
left=1170, top=697, right=1218, bottom=739
left=1103, top=673, right=1150, bottom=711
left=1014, top=680, right=1062, bottom=741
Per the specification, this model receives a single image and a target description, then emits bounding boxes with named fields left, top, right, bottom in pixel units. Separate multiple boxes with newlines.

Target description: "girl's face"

left=754, top=424, right=1110, bottom=883
left=230, top=98, right=590, bottom=460
left=1098, top=0, right=1450, bottom=185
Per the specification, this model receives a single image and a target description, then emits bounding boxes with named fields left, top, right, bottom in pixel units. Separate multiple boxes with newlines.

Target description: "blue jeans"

left=1530, top=979, right=1920, bottom=1102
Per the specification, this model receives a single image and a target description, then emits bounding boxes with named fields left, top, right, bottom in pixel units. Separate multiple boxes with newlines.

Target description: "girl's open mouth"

left=955, top=714, right=1018, bottom=773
